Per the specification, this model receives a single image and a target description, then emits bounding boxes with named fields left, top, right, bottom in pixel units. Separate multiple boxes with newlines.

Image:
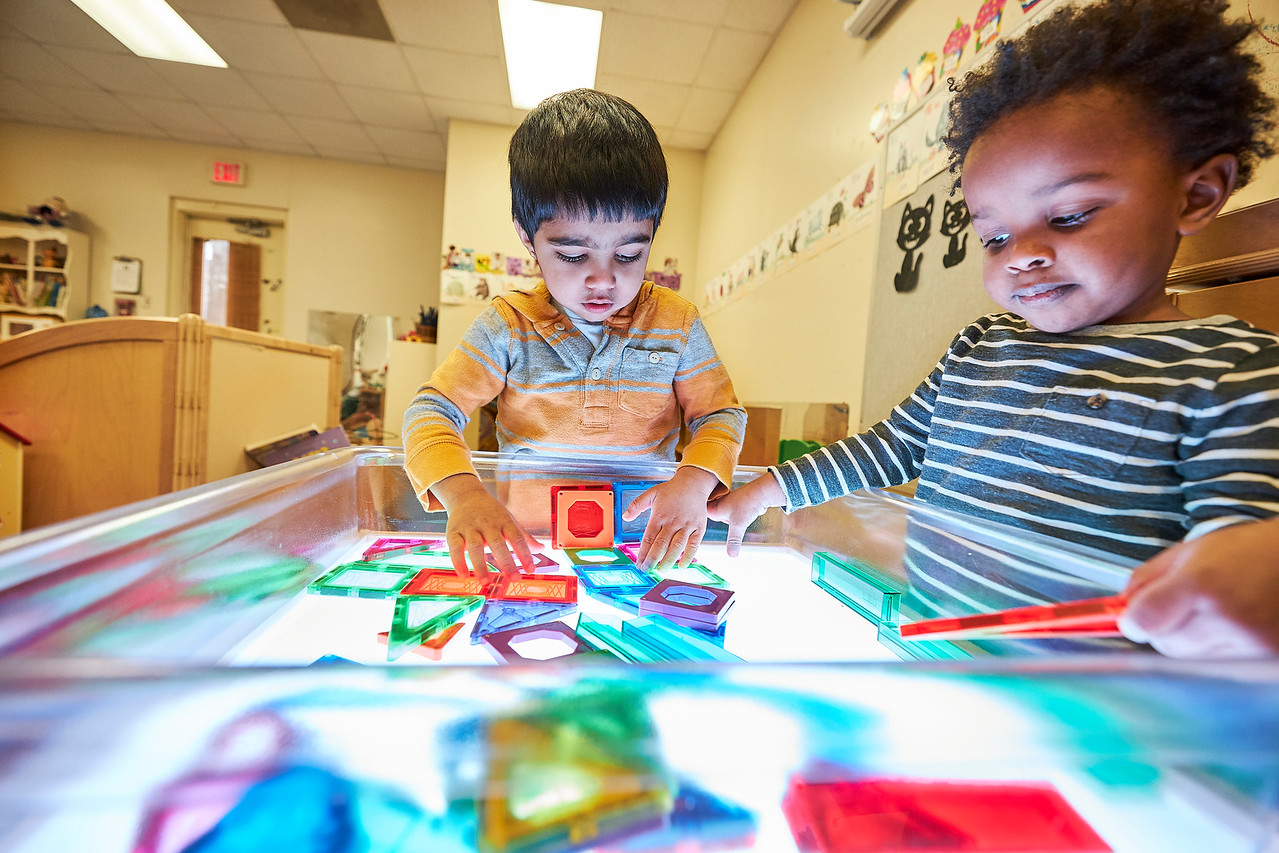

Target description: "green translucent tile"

left=387, top=595, right=483, bottom=661
left=307, top=562, right=418, bottom=599
left=625, top=615, right=743, bottom=663
left=876, top=621, right=971, bottom=661
left=651, top=562, right=728, bottom=588
left=811, top=551, right=901, bottom=624
left=565, top=547, right=632, bottom=566
left=577, top=613, right=660, bottom=662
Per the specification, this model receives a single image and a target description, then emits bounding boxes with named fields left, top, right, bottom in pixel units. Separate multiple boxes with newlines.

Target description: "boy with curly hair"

left=405, top=89, right=745, bottom=577
left=712, top=0, right=1279, bottom=567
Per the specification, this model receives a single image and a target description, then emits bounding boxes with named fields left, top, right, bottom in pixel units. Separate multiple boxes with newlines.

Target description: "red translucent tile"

left=551, top=485, right=615, bottom=549
left=376, top=622, right=464, bottom=661
left=492, top=572, right=578, bottom=604
left=400, top=569, right=499, bottom=598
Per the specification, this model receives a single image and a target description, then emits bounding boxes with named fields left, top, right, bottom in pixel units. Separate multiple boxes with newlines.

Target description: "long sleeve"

left=402, top=306, right=510, bottom=501
left=674, top=315, right=746, bottom=495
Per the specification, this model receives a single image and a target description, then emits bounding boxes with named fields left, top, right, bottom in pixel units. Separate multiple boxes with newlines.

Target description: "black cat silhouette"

left=894, top=196, right=933, bottom=293
left=940, top=196, right=971, bottom=269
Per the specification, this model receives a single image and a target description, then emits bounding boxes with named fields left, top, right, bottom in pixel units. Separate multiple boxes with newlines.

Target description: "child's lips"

left=583, top=299, right=613, bottom=313
left=1014, top=282, right=1076, bottom=305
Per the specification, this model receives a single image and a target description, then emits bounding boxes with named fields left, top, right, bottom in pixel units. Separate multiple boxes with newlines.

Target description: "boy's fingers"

left=681, top=530, right=704, bottom=567
left=641, top=527, right=676, bottom=571
left=466, top=542, right=493, bottom=578
left=505, top=524, right=540, bottom=573
left=724, top=519, right=746, bottom=558
left=621, top=489, right=657, bottom=523
left=447, top=531, right=471, bottom=577
left=655, top=529, right=690, bottom=572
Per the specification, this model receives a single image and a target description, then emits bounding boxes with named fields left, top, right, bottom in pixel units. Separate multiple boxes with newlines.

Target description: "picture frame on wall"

left=0, top=314, right=59, bottom=339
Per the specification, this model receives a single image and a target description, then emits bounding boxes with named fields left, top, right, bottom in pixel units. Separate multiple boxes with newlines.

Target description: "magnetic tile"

left=362, top=537, right=445, bottom=561
left=638, top=580, right=735, bottom=631
left=650, top=562, right=728, bottom=588
left=573, top=562, right=657, bottom=595
left=612, top=480, right=662, bottom=544
left=479, top=620, right=596, bottom=664
left=597, top=779, right=756, bottom=852
left=386, top=595, right=482, bottom=661
left=486, top=550, right=560, bottom=572
left=469, top=599, right=577, bottom=644
left=811, top=551, right=902, bottom=624
left=377, top=622, right=464, bottom=661
left=400, top=569, right=498, bottom=598
left=551, top=485, right=615, bottom=549
left=565, top=547, right=633, bottom=566
left=307, top=561, right=417, bottom=599
left=622, top=615, right=743, bottom=663
left=492, top=572, right=578, bottom=604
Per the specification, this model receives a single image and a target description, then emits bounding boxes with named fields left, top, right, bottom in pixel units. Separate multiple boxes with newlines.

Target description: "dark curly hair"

left=509, top=89, right=668, bottom=239
left=945, top=0, right=1275, bottom=188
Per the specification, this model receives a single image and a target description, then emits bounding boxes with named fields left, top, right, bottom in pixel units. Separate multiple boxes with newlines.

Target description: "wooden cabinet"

left=0, top=224, right=88, bottom=337
left=0, top=314, right=343, bottom=531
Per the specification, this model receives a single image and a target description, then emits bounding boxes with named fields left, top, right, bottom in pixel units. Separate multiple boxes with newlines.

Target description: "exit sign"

left=212, top=161, right=245, bottom=185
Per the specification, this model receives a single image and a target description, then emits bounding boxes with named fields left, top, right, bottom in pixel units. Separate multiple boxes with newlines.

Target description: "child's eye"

left=980, top=233, right=1009, bottom=250
left=1050, top=208, right=1097, bottom=228
left=556, top=253, right=585, bottom=264
left=616, top=253, right=642, bottom=264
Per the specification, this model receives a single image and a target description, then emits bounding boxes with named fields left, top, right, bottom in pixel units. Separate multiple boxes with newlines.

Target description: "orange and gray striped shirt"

left=403, top=281, right=745, bottom=507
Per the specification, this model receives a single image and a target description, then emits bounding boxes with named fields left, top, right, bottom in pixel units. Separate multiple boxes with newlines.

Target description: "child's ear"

left=1177, top=153, right=1238, bottom=237
left=514, top=219, right=536, bottom=255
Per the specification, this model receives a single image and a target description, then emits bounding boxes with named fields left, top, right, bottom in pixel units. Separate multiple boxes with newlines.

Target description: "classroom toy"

left=551, top=485, right=615, bottom=549
left=781, top=773, right=1111, bottom=852
left=638, top=580, right=735, bottom=632
left=611, top=480, right=661, bottom=543
left=361, top=537, right=444, bottom=561
left=400, top=568, right=498, bottom=598
left=491, top=572, right=577, bottom=604
left=306, top=561, right=417, bottom=599
left=377, top=623, right=464, bottom=661
left=478, top=686, right=675, bottom=853
left=565, top=547, right=632, bottom=566
left=597, top=779, right=757, bottom=852
left=469, top=599, right=577, bottom=644
left=650, top=561, right=728, bottom=589
left=898, top=595, right=1127, bottom=641
left=811, top=551, right=902, bottom=624
left=478, top=620, right=597, bottom=664
left=486, top=550, right=560, bottom=571
left=386, top=595, right=482, bottom=661
left=573, top=562, right=657, bottom=596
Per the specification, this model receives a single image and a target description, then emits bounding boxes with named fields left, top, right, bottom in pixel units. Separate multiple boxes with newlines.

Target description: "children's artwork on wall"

left=939, top=195, right=972, bottom=269
left=974, top=0, right=1007, bottom=54
left=918, top=94, right=953, bottom=183
left=941, top=18, right=972, bottom=79
left=874, top=168, right=978, bottom=304
left=912, top=52, right=938, bottom=100
left=883, top=103, right=928, bottom=207
left=701, top=157, right=880, bottom=312
left=893, top=195, right=934, bottom=293
left=868, top=102, right=891, bottom=142
left=888, top=68, right=914, bottom=121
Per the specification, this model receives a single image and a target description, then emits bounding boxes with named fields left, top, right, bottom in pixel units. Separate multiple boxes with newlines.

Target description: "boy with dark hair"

left=711, top=0, right=1279, bottom=566
left=405, top=89, right=745, bottom=577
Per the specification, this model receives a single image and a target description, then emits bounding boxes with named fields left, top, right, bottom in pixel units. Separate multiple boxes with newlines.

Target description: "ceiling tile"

left=386, top=154, right=445, bottom=171
left=339, top=85, right=436, bottom=131
left=367, top=125, right=446, bottom=161
left=115, top=95, right=233, bottom=136
left=0, top=78, right=78, bottom=120
left=0, top=0, right=128, bottom=52
left=721, top=0, right=800, bottom=34
left=421, top=95, right=514, bottom=134
left=677, top=87, right=738, bottom=136
left=24, top=83, right=152, bottom=126
left=593, top=74, right=690, bottom=128
left=42, top=47, right=186, bottom=98
left=0, top=38, right=99, bottom=88
left=695, top=29, right=772, bottom=91
left=167, top=0, right=289, bottom=26
left=666, top=128, right=714, bottom=151
left=286, top=115, right=379, bottom=153
left=598, top=12, right=712, bottom=86
left=235, top=137, right=317, bottom=156
left=381, top=0, right=501, bottom=54
left=311, top=144, right=388, bottom=165
left=296, top=30, right=417, bottom=91
left=248, top=74, right=359, bottom=120
left=149, top=65, right=274, bottom=111
left=591, top=0, right=727, bottom=27
left=183, top=14, right=326, bottom=78
left=202, top=105, right=307, bottom=144
left=403, top=46, right=508, bottom=103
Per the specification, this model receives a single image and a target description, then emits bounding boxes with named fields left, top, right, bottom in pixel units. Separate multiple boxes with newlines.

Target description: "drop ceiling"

left=0, top=0, right=800, bottom=172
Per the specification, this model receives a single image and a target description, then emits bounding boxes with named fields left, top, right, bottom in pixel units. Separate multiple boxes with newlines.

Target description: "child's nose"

left=1005, top=237, right=1054, bottom=272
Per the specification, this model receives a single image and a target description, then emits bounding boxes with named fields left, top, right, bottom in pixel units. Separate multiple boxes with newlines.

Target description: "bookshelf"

left=0, top=224, right=89, bottom=337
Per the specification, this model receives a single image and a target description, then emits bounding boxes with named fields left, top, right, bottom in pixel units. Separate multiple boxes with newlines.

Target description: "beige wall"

left=699, top=0, right=1279, bottom=430
left=0, top=123, right=444, bottom=343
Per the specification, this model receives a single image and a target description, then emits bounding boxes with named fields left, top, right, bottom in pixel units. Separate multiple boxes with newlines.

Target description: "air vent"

left=272, top=0, right=393, bottom=41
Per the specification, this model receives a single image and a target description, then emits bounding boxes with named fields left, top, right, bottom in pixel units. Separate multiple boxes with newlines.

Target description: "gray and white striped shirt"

left=773, top=313, right=1279, bottom=562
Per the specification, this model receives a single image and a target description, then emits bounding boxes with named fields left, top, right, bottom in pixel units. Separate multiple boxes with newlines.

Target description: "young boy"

left=711, top=0, right=1279, bottom=566
left=404, top=89, right=745, bottom=578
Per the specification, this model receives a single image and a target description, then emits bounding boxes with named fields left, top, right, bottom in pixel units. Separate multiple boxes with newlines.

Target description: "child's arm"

left=706, top=471, right=787, bottom=557
left=1119, top=518, right=1279, bottom=658
left=431, top=472, right=540, bottom=577
left=621, top=466, right=721, bottom=570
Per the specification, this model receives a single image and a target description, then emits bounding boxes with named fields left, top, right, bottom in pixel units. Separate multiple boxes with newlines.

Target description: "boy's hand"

left=706, top=473, right=785, bottom=557
left=1119, top=519, right=1279, bottom=659
left=622, top=467, right=720, bottom=571
left=432, top=473, right=541, bottom=577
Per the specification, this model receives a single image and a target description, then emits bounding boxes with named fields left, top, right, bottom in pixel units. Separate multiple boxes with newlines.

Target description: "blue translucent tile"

left=613, top=480, right=730, bottom=543
left=586, top=588, right=647, bottom=615
left=574, top=563, right=658, bottom=598
left=469, top=599, right=577, bottom=644
left=811, top=551, right=902, bottom=624
left=602, top=779, right=756, bottom=852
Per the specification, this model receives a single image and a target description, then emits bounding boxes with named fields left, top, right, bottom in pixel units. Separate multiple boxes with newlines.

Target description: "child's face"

left=962, top=86, right=1192, bottom=332
left=516, top=214, right=654, bottom=321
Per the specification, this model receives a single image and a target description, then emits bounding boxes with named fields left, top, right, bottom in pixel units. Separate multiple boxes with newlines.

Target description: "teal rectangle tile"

left=811, top=551, right=901, bottom=624
left=876, top=621, right=971, bottom=661
left=625, top=616, right=743, bottom=663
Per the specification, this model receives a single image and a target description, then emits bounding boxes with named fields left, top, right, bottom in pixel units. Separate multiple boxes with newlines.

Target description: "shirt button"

left=648, top=352, right=662, bottom=363
left=1087, top=393, right=1108, bottom=409
left=591, top=367, right=601, bottom=380
left=553, top=322, right=565, bottom=331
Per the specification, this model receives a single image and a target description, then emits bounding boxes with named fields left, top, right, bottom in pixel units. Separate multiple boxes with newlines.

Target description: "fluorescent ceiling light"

left=69, top=0, right=227, bottom=67
left=499, top=0, right=602, bottom=110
